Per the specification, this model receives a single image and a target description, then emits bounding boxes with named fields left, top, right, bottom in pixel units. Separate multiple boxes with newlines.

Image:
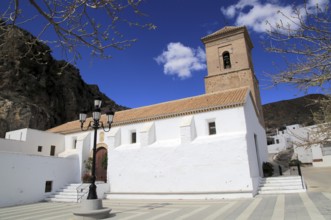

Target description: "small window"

left=208, top=122, right=216, bottom=135
left=276, top=139, right=280, bottom=144
left=131, top=132, right=137, bottom=144
left=38, top=146, right=42, bottom=152
left=267, top=138, right=275, bottom=145
left=222, top=51, right=231, bottom=69
left=50, top=145, right=56, bottom=156
left=73, top=138, right=77, bottom=149
left=45, top=181, right=52, bottom=192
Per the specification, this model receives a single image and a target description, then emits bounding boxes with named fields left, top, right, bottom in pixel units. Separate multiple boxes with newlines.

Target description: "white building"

left=0, top=26, right=268, bottom=207
left=267, top=124, right=301, bottom=153
left=267, top=124, right=331, bottom=167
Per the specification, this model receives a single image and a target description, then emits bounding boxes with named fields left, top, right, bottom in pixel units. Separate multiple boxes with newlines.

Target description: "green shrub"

left=82, top=173, right=92, bottom=183
left=263, top=162, right=274, bottom=177
left=289, top=159, right=301, bottom=166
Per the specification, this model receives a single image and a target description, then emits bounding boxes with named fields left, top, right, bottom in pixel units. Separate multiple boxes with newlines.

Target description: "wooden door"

left=95, top=148, right=107, bottom=182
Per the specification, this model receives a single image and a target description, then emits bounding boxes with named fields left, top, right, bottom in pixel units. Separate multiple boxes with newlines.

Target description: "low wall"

left=313, top=155, right=331, bottom=167
left=267, top=143, right=286, bottom=154
left=0, top=152, right=79, bottom=207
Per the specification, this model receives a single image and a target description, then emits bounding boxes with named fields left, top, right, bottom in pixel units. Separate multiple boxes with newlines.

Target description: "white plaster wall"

left=0, top=138, right=32, bottom=153
left=81, top=133, right=92, bottom=174
left=268, top=143, right=286, bottom=154
left=63, top=131, right=91, bottom=179
left=155, top=118, right=181, bottom=141
left=295, top=147, right=312, bottom=163
left=243, top=96, right=268, bottom=195
left=5, top=128, right=28, bottom=141
left=108, top=106, right=255, bottom=198
left=194, top=108, right=247, bottom=136
left=313, top=155, right=331, bottom=167
left=0, top=152, right=79, bottom=207
left=109, top=134, right=252, bottom=194
left=180, top=116, right=196, bottom=144
left=312, top=144, right=323, bottom=160
left=2, top=128, right=65, bottom=156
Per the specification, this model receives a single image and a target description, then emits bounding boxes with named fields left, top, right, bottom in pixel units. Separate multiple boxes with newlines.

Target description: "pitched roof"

left=48, top=87, right=249, bottom=134
left=201, top=26, right=245, bottom=42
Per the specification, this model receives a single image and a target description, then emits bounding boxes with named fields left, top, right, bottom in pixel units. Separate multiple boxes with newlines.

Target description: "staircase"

left=258, top=176, right=306, bottom=195
left=46, top=183, right=89, bottom=203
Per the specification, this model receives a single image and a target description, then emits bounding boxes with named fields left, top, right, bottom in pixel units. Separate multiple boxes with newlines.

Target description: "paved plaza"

left=1, top=166, right=331, bottom=219
left=1, top=192, right=331, bottom=220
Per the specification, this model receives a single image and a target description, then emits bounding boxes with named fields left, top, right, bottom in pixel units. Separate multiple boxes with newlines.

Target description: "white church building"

left=0, top=26, right=268, bottom=207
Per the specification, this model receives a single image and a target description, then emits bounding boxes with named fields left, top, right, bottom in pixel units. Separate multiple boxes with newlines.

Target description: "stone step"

left=54, top=192, right=83, bottom=196
left=257, top=176, right=306, bottom=195
left=53, top=192, right=86, bottom=196
left=53, top=194, right=77, bottom=199
left=61, top=188, right=88, bottom=193
left=260, top=182, right=303, bottom=187
left=46, top=197, right=78, bottom=203
left=262, top=177, right=301, bottom=182
left=259, top=185, right=304, bottom=191
left=46, top=183, right=90, bottom=203
left=258, top=189, right=306, bottom=194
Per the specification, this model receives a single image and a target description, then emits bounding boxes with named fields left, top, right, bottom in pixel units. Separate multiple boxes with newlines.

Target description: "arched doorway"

left=95, top=147, right=107, bottom=182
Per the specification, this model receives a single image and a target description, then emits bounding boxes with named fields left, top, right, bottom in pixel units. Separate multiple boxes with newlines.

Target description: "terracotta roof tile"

left=48, top=87, right=249, bottom=134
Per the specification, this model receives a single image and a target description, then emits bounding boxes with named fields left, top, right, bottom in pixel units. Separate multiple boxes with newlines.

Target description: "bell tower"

left=201, top=26, right=264, bottom=125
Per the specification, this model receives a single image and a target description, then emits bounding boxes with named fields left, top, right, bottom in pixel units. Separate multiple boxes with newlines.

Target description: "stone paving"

left=1, top=192, right=331, bottom=220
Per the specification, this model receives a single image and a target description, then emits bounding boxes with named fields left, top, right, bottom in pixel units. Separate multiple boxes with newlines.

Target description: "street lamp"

left=79, top=97, right=114, bottom=200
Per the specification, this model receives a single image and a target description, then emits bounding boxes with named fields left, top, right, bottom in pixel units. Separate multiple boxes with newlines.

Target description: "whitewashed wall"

left=295, top=147, right=312, bottom=163
left=243, top=95, right=268, bottom=195
left=0, top=152, right=79, bottom=207
left=3, top=128, right=64, bottom=156
left=107, top=101, right=262, bottom=199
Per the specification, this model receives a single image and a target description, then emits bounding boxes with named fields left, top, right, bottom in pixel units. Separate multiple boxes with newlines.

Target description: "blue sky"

left=10, top=0, right=330, bottom=108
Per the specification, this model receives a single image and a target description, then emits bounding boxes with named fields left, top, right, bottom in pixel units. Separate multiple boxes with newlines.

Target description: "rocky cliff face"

left=0, top=24, right=126, bottom=137
left=263, top=94, right=328, bottom=135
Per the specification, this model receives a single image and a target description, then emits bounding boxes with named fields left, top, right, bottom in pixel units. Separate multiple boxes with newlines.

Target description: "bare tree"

left=265, top=2, right=330, bottom=91
left=0, top=0, right=156, bottom=62
left=264, top=2, right=330, bottom=147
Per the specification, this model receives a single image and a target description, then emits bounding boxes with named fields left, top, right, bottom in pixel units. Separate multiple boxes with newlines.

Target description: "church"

left=0, top=26, right=268, bottom=207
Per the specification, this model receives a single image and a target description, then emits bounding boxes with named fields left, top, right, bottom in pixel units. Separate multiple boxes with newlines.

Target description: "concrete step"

left=260, top=182, right=303, bottom=187
left=259, top=185, right=304, bottom=191
left=257, top=176, right=305, bottom=195
left=258, top=189, right=306, bottom=194
left=46, top=183, right=89, bottom=203
left=54, top=192, right=80, bottom=196
left=262, top=176, right=301, bottom=182
left=46, top=197, right=78, bottom=203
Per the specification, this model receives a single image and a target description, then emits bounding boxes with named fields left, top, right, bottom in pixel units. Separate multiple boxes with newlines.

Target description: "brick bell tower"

left=201, top=26, right=264, bottom=125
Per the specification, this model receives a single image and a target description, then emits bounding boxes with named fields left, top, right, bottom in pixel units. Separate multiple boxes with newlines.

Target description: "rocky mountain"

left=263, top=94, right=328, bottom=135
left=0, top=24, right=126, bottom=138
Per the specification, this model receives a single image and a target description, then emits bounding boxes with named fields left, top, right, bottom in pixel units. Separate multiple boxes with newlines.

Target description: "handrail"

left=76, top=183, right=89, bottom=203
left=297, top=164, right=306, bottom=189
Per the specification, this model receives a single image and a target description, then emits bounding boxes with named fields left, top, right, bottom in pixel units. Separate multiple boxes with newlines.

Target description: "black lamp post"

left=79, top=97, right=114, bottom=200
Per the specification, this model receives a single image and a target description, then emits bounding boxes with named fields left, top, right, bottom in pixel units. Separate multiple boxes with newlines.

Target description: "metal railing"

left=76, top=183, right=89, bottom=203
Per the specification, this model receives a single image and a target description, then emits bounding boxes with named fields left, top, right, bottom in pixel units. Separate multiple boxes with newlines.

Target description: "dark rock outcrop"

left=0, top=25, right=126, bottom=137
left=263, top=94, right=328, bottom=135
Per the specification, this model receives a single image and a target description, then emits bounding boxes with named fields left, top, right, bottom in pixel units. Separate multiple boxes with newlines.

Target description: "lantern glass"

left=79, top=112, right=87, bottom=122
left=106, top=111, right=114, bottom=124
left=92, top=110, right=101, bottom=120
left=94, top=98, right=102, bottom=108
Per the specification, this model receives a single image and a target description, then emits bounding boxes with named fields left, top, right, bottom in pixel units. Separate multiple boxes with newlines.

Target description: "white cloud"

left=154, top=42, right=206, bottom=79
left=307, top=0, right=329, bottom=11
left=220, top=0, right=330, bottom=33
